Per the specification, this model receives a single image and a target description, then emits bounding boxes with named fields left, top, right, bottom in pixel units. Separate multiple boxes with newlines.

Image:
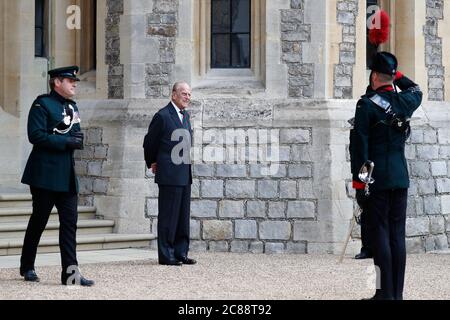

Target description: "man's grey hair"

left=172, top=81, right=190, bottom=93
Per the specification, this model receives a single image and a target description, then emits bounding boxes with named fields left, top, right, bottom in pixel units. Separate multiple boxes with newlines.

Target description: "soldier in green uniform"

left=20, top=66, right=94, bottom=286
left=350, top=52, right=422, bottom=300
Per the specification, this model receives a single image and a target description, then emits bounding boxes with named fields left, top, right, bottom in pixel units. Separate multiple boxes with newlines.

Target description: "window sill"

left=193, top=69, right=265, bottom=96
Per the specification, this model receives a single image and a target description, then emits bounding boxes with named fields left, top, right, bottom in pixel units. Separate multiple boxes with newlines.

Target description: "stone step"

left=0, top=193, right=32, bottom=208
left=0, top=206, right=97, bottom=223
left=0, top=233, right=156, bottom=256
left=0, top=219, right=114, bottom=239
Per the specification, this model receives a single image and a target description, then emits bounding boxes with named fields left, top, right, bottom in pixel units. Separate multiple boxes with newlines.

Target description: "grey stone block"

left=259, top=221, right=291, bottom=240
left=406, top=237, right=424, bottom=253
left=436, top=178, right=450, bottom=193
left=235, top=220, right=257, bottom=239
left=208, top=241, right=229, bottom=252
left=279, top=146, right=291, bottom=162
left=439, top=146, right=450, bottom=159
left=190, top=240, right=208, bottom=252
left=417, top=146, right=439, bottom=160
left=438, top=129, right=450, bottom=144
left=287, top=201, right=316, bottom=218
left=203, top=220, right=233, bottom=240
left=423, top=130, right=437, bottom=144
left=425, top=236, right=436, bottom=252
left=434, top=234, right=449, bottom=250
left=94, top=146, right=108, bottom=159
left=193, top=164, right=215, bottom=177
left=298, top=180, right=315, bottom=199
left=288, top=164, right=312, bottom=178
left=192, top=179, right=200, bottom=198
left=268, top=202, right=286, bottom=218
left=340, top=51, right=355, bottom=64
left=86, top=128, right=103, bottom=144
left=250, top=164, right=286, bottom=178
left=88, top=161, right=103, bottom=177
left=246, top=200, right=266, bottom=218
left=216, top=164, right=247, bottom=178
left=219, top=200, right=245, bottom=218
left=190, top=219, right=201, bottom=240
left=280, top=129, right=310, bottom=144
left=423, top=196, right=440, bottom=215
left=280, top=180, right=297, bottom=199
left=146, top=180, right=159, bottom=198
left=407, top=197, right=418, bottom=217
left=145, top=198, right=158, bottom=217
left=410, top=129, right=424, bottom=143
left=337, top=11, right=355, bottom=25
left=410, top=162, right=430, bottom=178
left=230, top=240, right=250, bottom=253
left=257, top=180, right=279, bottom=199
left=417, top=179, right=436, bottom=195
left=75, top=160, right=88, bottom=176
left=430, top=216, right=446, bottom=234
left=291, top=145, right=313, bottom=162
left=249, top=241, right=264, bottom=253
left=93, top=179, right=108, bottom=194
left=226, top=180, right=255, bottom=198
left=431, top=161, right=447, bottom=176
left=191, top=200, right=217, bottom=218
left=201, top=180, right=224, bottom=198
left=444, top=196, right=450, bottom=214
left=265, top=242, right=285, bottom=254
left=406, top=217, right=429, bottom=237
left=405, top=144, right=416, bottom=160
left=286, top=242, right=307, bottom=254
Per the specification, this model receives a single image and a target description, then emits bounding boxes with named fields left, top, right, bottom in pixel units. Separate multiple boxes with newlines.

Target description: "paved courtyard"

left=0, top=249, right=449, bottom=300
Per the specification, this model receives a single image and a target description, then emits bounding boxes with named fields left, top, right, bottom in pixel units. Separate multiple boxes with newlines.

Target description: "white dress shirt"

left=171, top=101, right=184, bottom=123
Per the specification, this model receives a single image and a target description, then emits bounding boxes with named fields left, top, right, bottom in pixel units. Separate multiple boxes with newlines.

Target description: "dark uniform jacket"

left=21, top=90, right=81, bottom=193
left=350, top=76, right=423, bottom=191
left=143, top=103, right=193, bottom=186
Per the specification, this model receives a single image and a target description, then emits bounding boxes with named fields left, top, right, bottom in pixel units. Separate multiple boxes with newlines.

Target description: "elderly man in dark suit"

left=143, top=82, right=196, bottom=266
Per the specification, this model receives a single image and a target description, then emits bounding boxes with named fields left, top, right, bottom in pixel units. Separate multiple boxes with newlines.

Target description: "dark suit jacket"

left=21, top=90, right=81, bottom=192
left=143, top=103, right=192, bottom=186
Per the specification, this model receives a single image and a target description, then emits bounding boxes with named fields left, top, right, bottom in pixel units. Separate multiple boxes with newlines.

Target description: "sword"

left=338, top=160, right=374, bottom=263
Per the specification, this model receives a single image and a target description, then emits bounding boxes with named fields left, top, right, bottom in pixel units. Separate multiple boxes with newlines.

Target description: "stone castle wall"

left=76, top=98, right=450, bottom=254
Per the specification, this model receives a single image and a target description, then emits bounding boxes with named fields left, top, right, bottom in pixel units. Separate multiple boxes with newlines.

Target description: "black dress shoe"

left=355, top=251, right=373, bottom=259
left=362, top=292, right=393, bottom=300
left=61, top=270, right=95, bottom=287
left=22, top=270, right=40, bottom=282
left=178, top=257, right=197, bottom=265
left=61, top=275, right=95, bottom=287
left=159, top=260, right=182, bottom=266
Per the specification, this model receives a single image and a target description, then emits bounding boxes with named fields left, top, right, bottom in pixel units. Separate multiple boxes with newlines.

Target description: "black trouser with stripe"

left=368, top=188, right=408, bottom=300
left=157, top=185, right=191, bottom=263
left=20, top=186, right=78, bottom=274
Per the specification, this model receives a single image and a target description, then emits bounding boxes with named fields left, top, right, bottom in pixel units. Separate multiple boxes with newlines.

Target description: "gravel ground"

left=0, top=252, right=449, bottom=300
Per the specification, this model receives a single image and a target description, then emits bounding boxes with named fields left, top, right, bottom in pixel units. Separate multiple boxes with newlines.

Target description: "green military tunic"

left=350, top=76, right=423, bottom=191
left=21, top=90, right=81, bottom=193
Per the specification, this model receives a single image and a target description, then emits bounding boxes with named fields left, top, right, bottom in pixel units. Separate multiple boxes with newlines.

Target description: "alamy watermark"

left=66, top=5, right=81, bottom=30
left=168, top=123, right=281, bottom=176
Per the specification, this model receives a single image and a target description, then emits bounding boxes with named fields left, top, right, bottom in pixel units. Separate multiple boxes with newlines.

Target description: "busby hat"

left=48, top=66, right=80, bottom=81
left=369, top=52, right=398, bottom=76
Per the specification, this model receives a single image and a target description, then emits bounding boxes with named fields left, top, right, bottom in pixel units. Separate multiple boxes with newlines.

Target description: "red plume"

left=368, top=10, right=390, bottom=46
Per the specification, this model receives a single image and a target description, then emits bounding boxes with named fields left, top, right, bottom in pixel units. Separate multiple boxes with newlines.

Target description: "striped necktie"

left=180, top=110, right=190, bottom=129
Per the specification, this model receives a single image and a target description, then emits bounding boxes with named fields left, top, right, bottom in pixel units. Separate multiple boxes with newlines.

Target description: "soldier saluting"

left=350, top=52, right=422, bottom=300
left=20, top=66, right=94, bottom=286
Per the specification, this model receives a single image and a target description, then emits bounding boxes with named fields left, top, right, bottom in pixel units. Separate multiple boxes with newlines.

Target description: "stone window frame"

left=193, top=0, right=265, bottom=85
